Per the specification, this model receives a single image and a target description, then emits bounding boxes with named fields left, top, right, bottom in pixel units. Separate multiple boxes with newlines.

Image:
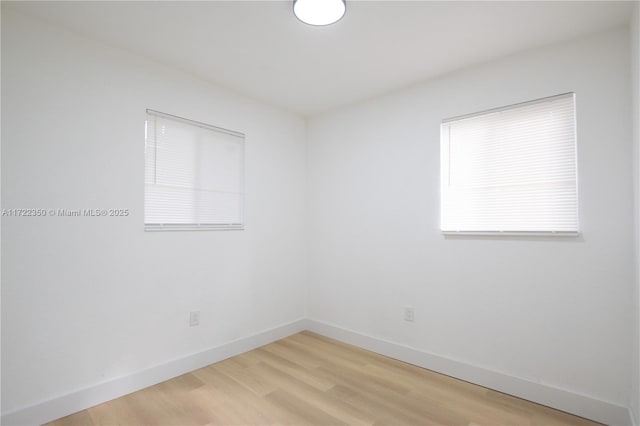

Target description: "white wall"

left=308, top=27, right=634, bottom=409
left=631, top=2, right=640, bottom=423
left=1, top=7, right=307, bottom=415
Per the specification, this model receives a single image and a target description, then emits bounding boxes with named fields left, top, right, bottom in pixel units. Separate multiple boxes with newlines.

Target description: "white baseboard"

left=1, top=318, right=307, bottom=426
left=305, top=318, right=632, bottom=426
left=2, top=317, right=633, bottom=426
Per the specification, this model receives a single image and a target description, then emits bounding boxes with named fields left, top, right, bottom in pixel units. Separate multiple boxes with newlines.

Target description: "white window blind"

left=440, top=93, right=578, bottom=235
left=144, top=110, right=244, bottom=230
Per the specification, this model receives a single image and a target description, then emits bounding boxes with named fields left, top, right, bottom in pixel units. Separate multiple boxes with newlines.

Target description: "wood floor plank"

left=279, top=338, right=367, bottom=370
left=191, top=365, right=290, bottom=424
left=212, top=358, right=279, bottom=397
left=45, top=332, right=603, bottom=426
left=252, top=360, right=376, bottom=425
left=326, top=383, right=431, bottom=425
left=265, top=389, right=348, bottom=426
left=316, top=365, right=465, bottom=425
left=253, top=347, right=336, bottom=391
left=260, top=341, right=324, bottom=370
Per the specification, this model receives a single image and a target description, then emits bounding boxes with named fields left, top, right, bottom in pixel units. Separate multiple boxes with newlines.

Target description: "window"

left=440, top=93, right=578, bottom=235
left=144, top=110, right=244, bottom=230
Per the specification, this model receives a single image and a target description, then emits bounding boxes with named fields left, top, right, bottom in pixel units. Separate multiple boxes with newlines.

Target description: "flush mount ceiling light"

left=293, top=0, right=346, bottom=26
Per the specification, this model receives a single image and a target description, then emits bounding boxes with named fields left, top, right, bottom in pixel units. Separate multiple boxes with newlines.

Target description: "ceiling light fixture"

left=293, top=0, right=346, bottom=26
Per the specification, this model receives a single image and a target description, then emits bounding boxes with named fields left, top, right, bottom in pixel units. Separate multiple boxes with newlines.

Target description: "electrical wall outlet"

left=189, top=311, right=200, bottom=327
left=404, top=307, right=415, bottom=322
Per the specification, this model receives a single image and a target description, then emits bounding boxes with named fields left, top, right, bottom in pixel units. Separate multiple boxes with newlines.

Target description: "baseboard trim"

left=305, top=318, right=632, bottom=426
left=1, top=318, right=307, bottom=426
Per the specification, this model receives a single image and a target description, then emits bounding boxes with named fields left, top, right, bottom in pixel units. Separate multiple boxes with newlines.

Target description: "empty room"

left=2, top=0, right=640, bottom=425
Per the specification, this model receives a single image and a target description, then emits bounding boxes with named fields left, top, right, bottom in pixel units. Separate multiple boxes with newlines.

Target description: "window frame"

left=439, top=93, right=579, bottom=237
left=144, top=109, right=245, bottom=232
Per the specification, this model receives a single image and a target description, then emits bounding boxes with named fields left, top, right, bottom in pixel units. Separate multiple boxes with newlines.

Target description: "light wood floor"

left=47, top=332, right=601, bottom=426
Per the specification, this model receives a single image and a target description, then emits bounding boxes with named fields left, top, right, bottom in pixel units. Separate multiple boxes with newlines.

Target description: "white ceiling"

left=8, top=1, right=634, bottom=116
